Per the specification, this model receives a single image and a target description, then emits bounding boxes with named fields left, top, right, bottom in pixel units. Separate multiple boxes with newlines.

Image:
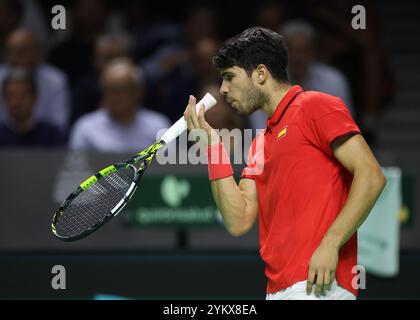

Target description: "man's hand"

left=306, top=242, right=339, bottom=297
left=183, top=95, right=220, bottom=146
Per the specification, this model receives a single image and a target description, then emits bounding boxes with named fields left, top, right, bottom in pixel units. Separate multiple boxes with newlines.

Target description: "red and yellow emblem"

left=277, top=126, right=287, bottom=140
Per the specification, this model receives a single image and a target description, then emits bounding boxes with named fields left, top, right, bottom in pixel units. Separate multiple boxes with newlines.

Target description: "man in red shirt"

left=184, top=27, right=386, bottom=299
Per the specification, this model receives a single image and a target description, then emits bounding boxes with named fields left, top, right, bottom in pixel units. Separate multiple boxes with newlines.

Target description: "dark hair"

left=213, top=27, right=289, bottom=82
left=2, top=68, right=37, bottom=96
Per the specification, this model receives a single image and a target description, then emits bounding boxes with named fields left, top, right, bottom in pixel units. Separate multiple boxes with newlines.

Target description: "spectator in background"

left=0, top=0, right=23, bottom=61
left=69, top=59, right=170, bottom=153
left=192, top=37, right=221, bottom=87
left=249, top=20, right=354, bottom=131
left=150, top=35, right=222, bottom=124
left=0, top=68, right=65, bottom=147
left=313, top=0, right=395, bottom=143
left=137, top=4, right=219, bottom=123
left=0, top=28, right=70, bottom=131
left=48, top=0, right=109, bottom=87
left=71, top=33, right=133, bottom=124
left=255, top=0, right=285, bottom=32
left=282, top=20, right=353, bottom=111
left=20, top=0, right=49, bottom=48
left=184, top=4, right=217, bottom=46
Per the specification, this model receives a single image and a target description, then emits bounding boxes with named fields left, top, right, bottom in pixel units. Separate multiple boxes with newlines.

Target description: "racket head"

left=51, top=142, right=164, bottom=241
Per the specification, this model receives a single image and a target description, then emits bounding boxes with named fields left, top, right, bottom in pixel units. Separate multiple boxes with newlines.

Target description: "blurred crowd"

left=0, top=0, right=395, bottom=152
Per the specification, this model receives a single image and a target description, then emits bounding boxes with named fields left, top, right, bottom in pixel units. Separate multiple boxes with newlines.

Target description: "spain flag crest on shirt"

left=277, top=126, right=287, bottom=140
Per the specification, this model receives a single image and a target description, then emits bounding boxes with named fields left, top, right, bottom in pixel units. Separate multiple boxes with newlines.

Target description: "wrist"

left=208, top=129, right=221, bottom=146
left=320, top=234, right=341, bottom=251
left=207, top=142, right=233, bottom=181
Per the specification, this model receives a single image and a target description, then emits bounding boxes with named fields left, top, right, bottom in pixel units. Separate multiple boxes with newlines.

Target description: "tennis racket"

left=52, top=93, right=217, bottom=241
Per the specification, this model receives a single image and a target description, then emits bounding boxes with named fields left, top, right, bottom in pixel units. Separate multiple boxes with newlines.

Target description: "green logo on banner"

left=161, top=175, right=190, bottom=208
left=123, top=174, right=220, bottom=228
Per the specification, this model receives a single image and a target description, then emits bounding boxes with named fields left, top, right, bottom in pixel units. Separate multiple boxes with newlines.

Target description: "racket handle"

left=159, top=92, right=217, bottom=145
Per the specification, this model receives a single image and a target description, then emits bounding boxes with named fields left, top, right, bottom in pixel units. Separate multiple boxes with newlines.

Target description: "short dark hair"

left=213, top=27, right=289, bottom=82
left=2, top=68, right=37, bottom=96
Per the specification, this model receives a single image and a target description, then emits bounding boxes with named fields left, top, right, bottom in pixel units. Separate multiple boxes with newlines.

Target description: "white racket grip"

left=159, top=93, right=217, bottom=144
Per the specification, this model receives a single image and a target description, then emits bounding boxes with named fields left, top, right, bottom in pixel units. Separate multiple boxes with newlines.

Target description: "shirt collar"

left=266, top=85, right=303, bottom=128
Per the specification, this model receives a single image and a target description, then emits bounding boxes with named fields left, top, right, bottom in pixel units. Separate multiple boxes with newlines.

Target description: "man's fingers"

left=188, top=96, right=200, bottom=129
left=184, top=95, right=199, bottom=131
left=184, top=110, right=192, bottom=131
left=197, top=105, right=209, bottom=129
left=323, top=272, right=331, bottom=295
left=306, top=268, right=316, bottom=295
left=330, top=271, right=336, bottom=289
left=184, top=96, right=195, bottom=131
left=315, top=270, right=325, bottom=297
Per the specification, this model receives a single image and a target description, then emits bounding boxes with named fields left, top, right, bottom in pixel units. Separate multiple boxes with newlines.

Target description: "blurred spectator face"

left=256, top=2, right=285, bottom=31
left=4, top=80, right=36, bottom=124
left=73, top=0, right=107, bottom=36
left=286, top=32, right=313, bottom=81
left=102, top=61, right=140, bottom=123
left=6, top=29, right=41, bottom=69
left=0, top=0, right=22, bottom=42
left=185, top=6, right=216, bottom=44
left=95, top=37, right=129, bottom=72
left=193, top=37, right=219, bottom=82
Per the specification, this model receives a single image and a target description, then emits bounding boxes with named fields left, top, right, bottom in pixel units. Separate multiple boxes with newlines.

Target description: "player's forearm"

left=210, top=177, right=251, bottom=236
left=321, top=166, right=387, bottom=250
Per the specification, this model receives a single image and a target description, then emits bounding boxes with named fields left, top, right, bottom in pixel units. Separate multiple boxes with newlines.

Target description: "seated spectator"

left=255, top=0, right=285, bottom=32
left=249, top=20, right=354, bottom=130
left=282, top=20, right=353, bottom=110
left=47, top=0, right=109, bottom=87
left=71, top=33, right=133, bottom=124
left=69, top=59, right=171, bottom=153
left=192, top=37, right=221, bottom=87
left=0, top=28, right=70, bottom=131
left=313, top=0, right=395, bottom=144
left=0, top=0, right=23, bottom=61
left=138, top=4, right=219, bottom=124
left=0, top=68, right=65, bottom=147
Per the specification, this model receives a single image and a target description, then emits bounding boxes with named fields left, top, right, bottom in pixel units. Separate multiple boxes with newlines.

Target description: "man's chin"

left=237, top=106, right=258, bottom=117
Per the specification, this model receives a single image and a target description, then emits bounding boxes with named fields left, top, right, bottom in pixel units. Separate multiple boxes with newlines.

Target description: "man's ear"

left=254, top=64, right=268, bottom=84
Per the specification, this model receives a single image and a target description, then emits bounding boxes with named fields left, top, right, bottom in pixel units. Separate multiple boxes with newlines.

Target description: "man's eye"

left=224, top=75, right=233, bottom=81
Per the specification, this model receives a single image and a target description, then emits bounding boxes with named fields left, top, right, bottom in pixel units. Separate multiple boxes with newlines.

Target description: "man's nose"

left=219, top=81, right=229, bottom=96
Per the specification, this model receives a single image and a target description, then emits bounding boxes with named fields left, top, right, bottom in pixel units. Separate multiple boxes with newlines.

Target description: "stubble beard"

left=235, top=84, right=268, bottom=117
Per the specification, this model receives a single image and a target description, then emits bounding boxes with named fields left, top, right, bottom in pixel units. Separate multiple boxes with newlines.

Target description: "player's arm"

left=184, top=95, right=259, bottom=236
left=307, top=133, right=387, bottom=296
left=323, top=133, right=386, bottom=248
left=211, top=177, right=258, bottom=236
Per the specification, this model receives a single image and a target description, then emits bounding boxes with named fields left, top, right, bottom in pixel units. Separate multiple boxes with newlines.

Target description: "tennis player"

left=184, top=27, right=386, bottom=300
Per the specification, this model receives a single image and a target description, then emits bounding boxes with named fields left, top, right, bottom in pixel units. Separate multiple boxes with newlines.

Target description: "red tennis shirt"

left=242, top=85, right=361, bottom=297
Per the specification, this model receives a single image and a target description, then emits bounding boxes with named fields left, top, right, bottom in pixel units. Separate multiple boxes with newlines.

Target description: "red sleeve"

left=302, top=97, right=361, bottom=157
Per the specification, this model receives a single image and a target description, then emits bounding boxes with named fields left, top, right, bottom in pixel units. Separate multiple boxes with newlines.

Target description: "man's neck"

left=13, top=118, right=35, bottom=133
left=260, top=82, right=292, bottom=116
left=112, top=112, right=136, bottom=127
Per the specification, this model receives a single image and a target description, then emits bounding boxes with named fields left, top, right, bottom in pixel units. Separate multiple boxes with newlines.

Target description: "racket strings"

left=55, top=167, right=135, bottom=238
